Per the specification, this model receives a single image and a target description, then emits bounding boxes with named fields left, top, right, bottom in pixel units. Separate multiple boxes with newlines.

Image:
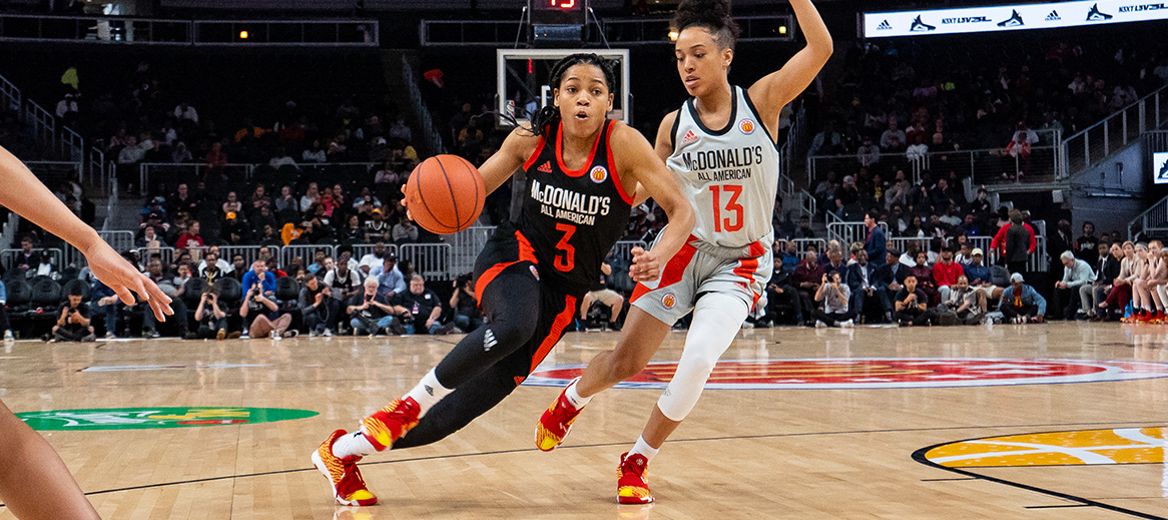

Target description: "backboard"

left=496, top=48, right=630, bottom=128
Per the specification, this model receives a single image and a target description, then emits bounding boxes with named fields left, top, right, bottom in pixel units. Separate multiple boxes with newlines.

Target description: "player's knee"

left=680, top=353, right=718, bottom=379
left=610, top=354, right=648, bottom=380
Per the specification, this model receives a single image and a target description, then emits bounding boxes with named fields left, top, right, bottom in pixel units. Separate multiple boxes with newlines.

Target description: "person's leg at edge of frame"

left=618, top=293, right=750, bottom=504
left=0, top=400, right=101, bottom=520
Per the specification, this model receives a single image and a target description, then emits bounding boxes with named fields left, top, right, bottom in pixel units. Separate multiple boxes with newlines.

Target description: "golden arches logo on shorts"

left=661, top=293, right=677, bottom=309
left=738, top=119, right=756, bottom=135
left=921, top=427, right=1168, bottom=468
left=589, top=165, right=608, bottom=184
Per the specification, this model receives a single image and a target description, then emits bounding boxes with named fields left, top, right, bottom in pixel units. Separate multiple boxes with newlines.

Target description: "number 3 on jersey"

left=553, top=223, right=576, bottom=272
left=710, top=185, right=744, bottom=233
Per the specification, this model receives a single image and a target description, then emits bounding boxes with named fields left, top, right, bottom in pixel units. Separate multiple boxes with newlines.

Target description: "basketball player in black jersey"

left=311, top=53, right=695, bottom=507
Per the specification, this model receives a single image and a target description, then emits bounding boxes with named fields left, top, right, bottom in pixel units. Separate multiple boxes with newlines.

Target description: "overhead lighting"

left=778, top=25, right=788, bottom=35
left=667, top=29, right=679, bottom=41
left=239, top=30, right=250, bottom=39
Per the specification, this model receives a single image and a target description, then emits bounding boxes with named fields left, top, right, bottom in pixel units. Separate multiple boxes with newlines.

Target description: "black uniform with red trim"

left=393, top=119, right=634, bottom=450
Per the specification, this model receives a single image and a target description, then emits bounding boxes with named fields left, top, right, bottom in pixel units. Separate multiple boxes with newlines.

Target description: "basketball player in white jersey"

left=535, top=0, right=831, bottom=504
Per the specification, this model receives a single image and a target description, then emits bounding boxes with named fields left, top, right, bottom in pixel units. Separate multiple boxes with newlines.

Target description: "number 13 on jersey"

left=710, top=184, right=743, bottom=233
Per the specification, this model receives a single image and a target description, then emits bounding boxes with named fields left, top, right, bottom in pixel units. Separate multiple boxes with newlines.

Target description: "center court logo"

left=523, top=358, right=1168, bottom=390
left=16, top=407, right=318, bottom=431
left=919, top=426, right=1168, bottom=468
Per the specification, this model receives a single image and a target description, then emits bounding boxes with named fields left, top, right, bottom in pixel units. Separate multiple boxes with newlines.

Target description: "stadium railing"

left=1063, top=82, right=1168, bottom=179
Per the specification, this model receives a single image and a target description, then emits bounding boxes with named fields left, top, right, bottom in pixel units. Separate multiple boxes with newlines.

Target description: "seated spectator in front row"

left=1000, top=273, right=1047, bottom=324
left=47, top=287, right=94, bottom=342
left=347, top=277, right=396, bottom=335
left=239, top=262, right=295, bottom=339
left=449, top=274, right=482, bottom=333
left=193, top=284, right=231, bottom=340
left=300, top=275, right=339, bottom=337
left=813, top=271, right=853, bottom=328
left=763, top=257, right=805, bottom=326
left=936, top=275, right=985, bottom=325
left=895, top=274, right=936, bottom=326
left=578, top=262, right=624, bottom=331
left=1086, top=243, right=1123, bottom=321
left=1053, top=250, right=1095, bottom=320
left=847, top=250, right=883, bottom=324
left=389, top=274, right=455, bottom=335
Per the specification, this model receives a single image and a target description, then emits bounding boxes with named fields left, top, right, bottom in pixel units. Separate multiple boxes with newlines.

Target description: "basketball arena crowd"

left=0, top=31, right=1166, bottom=342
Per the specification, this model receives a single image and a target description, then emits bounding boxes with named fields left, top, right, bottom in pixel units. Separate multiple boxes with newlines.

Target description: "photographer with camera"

left=390, top=274, right=455, bottom=335
left=239, top=260, right=295, bottom=339
left=300, top=275, right=339, bottom=337
left=47, top=286, right=95, bottom=342
left=813, top=271, right=853, bottom=328
left=347, top=277, right=395, bottom=335
left=449, top=273, right=481, bottom=333
left=194, top=284, right=231, bottom=340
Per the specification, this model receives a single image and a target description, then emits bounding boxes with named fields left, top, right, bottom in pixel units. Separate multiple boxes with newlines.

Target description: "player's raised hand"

left=629, top=247, right=661, bottom=282
left=83, top=239, right=173, bottom=321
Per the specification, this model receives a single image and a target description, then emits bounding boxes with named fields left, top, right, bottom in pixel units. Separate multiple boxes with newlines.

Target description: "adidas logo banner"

left=863, top=0, right=1167, bottom=38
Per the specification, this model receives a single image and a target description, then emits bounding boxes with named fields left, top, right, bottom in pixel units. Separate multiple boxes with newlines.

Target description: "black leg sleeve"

left=393, top=361, right=520, bottom=449
left=433, top=269, right=540, bottom=389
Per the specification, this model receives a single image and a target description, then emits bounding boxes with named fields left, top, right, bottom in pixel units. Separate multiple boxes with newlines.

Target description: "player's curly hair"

left=671, top=0, right=740, bottom=51
left=521, top=53, right=616, bottom=137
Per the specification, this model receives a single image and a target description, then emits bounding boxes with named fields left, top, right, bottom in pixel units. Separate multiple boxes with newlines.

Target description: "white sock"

left=564, top=379, right=593, bottom=409
left=629, top=435, right=660, bottom=462
left=332, top=430, right=376, bottom=459
left=405, top=368, right=453, bottom=417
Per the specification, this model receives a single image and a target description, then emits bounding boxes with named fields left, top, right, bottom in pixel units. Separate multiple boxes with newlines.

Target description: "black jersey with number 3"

left=518, top=119, right=634, bottom=293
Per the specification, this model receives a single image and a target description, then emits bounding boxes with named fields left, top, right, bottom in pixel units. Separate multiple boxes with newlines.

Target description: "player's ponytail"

left=507, top=53, right=617, bottom=137
left=672, top=0, right=740, bottom=51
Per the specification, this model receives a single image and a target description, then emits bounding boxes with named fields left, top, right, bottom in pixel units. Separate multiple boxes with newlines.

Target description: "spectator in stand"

left=1000, top=273, right=1046, bottom=324
left=324, top=258, right=363, bottom=305
left=55, top=94, right=79, bottom=126
left=1101, top=242, right=1137, bottom=321
left=847, top=250, right=881, bottom=323
left=300, top=182, right=320, bottom=213
left=856, top=136, right=880, bottom=167
left=13, top=236, right=43, bottom=274
left=376, top=254, right=406, bottom=300
left=388, top=118, right=412, bottom=142
left=197, top=250, right=232, bottom=277
left=171, top=142, right=193, bottom=163
left=249, top=185, right=272, bottom=216
left=48, top=286, right=95, bottom=342
left=938, top=275, right=986, bottom=325
left=880, top=119, right=907, bottom=152
left=1086, top=242, right=1123, bottom=320
left=274, top=185, right=298, bottom=214
left=1074, top=221, right=1100, bottom=267
left=863, top=212, right=886, bottom=267
left=392, top=218, right=419, bottom=244
left=932, top=248, right=963, bottom=302
left=91, top=279, right=124, bottom=339
left=991, top=209, right=1035, bottom=275
left=193, top=284, right=230, bottom=340
left=169, top=183, right=201, bottom=217
left=905, top=133, right=928, bottom=162
left=1052, top=250, right=1095, bottom=319
left=809, top=121, right=845, bottom=156
left=341, top=214, right=364, bottom=243
left=228, top=254, right=247, bottom=281
left=173, top=101, right=199, bottom=125
left=302, top=139, right=327, bottom=163
left=449, top=274, right=482, bottom=333
left=205, top=142, right=228, bottom=170
left=117, top=135, right=146, bottom=166
left=358, top=243, right=389, bottom=275
left=299, top=275, right=337, bottom=337
left=306, top=250, right=329, bottom=276
left=764, top=256, right=804, bottom=326
left=793, top=250, right=825, bottom=313
left=268, top=148, right=297, bottom=169
left=347, top=277, right=395, bottom=335
left=389, top=274, right=454, bottom=335
left=895, top=274, right=934, bottom=326
left=813, top=271, right=852, bottom=328
left=221, top=191, right=243, bottom=219
left=1049, top=219, right=1074, bottom=277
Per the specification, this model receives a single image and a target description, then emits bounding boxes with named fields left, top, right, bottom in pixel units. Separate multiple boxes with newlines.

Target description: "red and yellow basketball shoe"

left=311, top=429, right=378, bottom=507
left=361, top=397, right=421, bottom=451
left=535, top=378, right=584, bottom=452
left=616, top=452, right=654, bottom=505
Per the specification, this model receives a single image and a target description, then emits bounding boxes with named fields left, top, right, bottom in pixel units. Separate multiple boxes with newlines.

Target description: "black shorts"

left=472, top=227, right=582, bottom=383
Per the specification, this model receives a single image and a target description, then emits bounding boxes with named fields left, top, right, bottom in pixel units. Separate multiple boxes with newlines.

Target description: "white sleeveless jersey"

left=666, top=85, right=779, bottom=251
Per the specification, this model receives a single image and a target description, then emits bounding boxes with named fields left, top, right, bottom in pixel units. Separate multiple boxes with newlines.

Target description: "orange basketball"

left=404, top=154, right=486, bottom=234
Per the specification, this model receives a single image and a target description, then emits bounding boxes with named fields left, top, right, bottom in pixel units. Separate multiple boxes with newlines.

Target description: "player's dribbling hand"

left=83, top=239, right=173, bottom=321
left=629, top=247, right=661, bottom=282
left=400, top=185, right=413, bottom=221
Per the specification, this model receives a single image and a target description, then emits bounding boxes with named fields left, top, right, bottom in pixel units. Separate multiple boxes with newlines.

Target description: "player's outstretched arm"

left=0, top=146, right=173, bottom=320
left=614, top=123, right=695, bottom=282
left=477, top=127, right=540, bottom=195
left=746, top=0, right=832, bottom=129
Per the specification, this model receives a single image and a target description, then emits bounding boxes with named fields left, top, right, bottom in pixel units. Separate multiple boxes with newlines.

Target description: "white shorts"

left=631, top=234, right=773, bottom=325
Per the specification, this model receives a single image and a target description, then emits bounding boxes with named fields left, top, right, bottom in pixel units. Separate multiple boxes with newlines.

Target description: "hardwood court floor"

left=1, top=323, right=1167, bottom=519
